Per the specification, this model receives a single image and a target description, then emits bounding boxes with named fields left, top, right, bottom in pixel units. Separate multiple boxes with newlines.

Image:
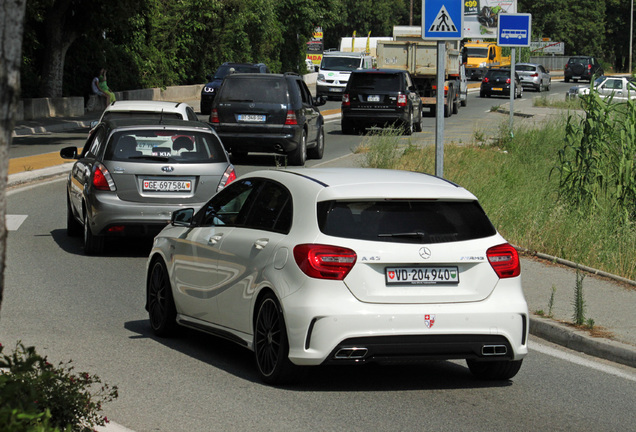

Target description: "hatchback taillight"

left=285, top=110, right=298, bottom=125
left=483, top=77, right=490, bottom=83
left=530, top=73, right=539, bottom=77
left=487, top=243, right=520, bottom=278
left=217, top=165, right=236, bottom=191
left=92, top=163, right=115, bottom=191
left=293, top=244, right=357, bottom=280
left=397, top=94, right=407, bottom=107
left=210, top=109, right=219, bottom=123
left=342, top=94, right=350, bottom=107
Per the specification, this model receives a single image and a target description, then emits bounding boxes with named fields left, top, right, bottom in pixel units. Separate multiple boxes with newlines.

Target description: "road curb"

left=530, top=316, right=636, bottom=368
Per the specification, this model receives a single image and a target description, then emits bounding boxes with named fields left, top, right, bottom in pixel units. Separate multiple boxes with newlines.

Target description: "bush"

left=0, top=342, right=118, bottom=432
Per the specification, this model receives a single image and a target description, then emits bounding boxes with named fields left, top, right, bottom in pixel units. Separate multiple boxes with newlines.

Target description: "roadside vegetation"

left=356, top=98, right=636, bottom=282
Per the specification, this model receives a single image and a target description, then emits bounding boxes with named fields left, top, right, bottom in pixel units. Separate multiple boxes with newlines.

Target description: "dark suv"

left=209, top=73, right=326, bottom=166
left=341, top=69, right=423, bottom=135
left=200, top=63, right=269, bottom=115
left=564, top=56, right=603, bottom=83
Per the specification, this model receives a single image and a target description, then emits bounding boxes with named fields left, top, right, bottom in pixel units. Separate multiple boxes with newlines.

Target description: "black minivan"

left=209, top=73, right=326, bottom=166
left=341, top=69, right=424, bottom=135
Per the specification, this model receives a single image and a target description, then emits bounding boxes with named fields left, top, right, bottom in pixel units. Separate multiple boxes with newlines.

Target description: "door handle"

left=208, top=234, right=223, bottom=244
left=254, top=239, right=269, bottom=250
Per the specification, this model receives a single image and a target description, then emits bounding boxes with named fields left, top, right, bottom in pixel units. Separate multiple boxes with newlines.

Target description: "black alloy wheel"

left=147, top=259, right=177, bottom=337
left=254, top=293, right=298, bottom=384
left=289, top=130, right=307, bottom=166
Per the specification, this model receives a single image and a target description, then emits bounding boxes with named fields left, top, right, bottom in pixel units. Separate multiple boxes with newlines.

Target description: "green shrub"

left=0, top=342, right=118, bottom=432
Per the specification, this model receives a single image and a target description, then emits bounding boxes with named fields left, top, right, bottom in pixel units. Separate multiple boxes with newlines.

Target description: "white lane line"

left=6, top=215, right=28, bottom=231
left=529, top=340, right=636, bottom=382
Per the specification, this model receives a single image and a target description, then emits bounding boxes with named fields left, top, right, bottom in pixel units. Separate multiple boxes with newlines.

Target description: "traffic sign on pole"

left=497, top=13, right=532, bottom=47
left=422, top=0, right=464, bottom=40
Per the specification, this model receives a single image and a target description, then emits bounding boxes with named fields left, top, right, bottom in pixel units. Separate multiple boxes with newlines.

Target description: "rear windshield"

left=569, top=57, right=590, bottom=64
left=102, top=112, right=183, bottom=121
left=516, top=65, right=536, bottom=72
left=486, top=70, right=511, bottom=79
left=218, top=77, right=287, bottom=104
left=317, top=200, right=496, bottom=244
left=104, top=130, right=226, bottom=163
left=348, top=73, right=401, bottom=92
left=321, top=56, right=362, bottom=71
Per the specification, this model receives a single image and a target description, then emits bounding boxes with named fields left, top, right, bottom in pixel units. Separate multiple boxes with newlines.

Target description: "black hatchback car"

left=341, top=69, right=423, bottom=135
left=480, top=69, right=522, bottom=99
left=564, top=56, right=603, bottom=83
left=209, top=73, right=326, bottom=166
left=200, top=62, right=269, bottom=115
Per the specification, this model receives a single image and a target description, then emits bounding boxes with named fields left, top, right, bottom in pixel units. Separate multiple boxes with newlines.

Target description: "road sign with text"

left=422, top=0, right=463, bottom=40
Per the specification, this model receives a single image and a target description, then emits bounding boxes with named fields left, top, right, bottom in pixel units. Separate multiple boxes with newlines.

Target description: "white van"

left=316, top=51, right=373, bottom=99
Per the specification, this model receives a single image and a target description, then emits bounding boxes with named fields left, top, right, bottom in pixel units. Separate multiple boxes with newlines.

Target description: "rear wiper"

left=128, top=155, right=170, bottom=162
left=378, top=232, right=426, bottom=238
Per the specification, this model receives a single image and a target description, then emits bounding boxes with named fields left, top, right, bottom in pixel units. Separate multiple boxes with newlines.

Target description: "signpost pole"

left=510, top=47, right=515, bottom=133
left=435, top=41, right=445, bottom=178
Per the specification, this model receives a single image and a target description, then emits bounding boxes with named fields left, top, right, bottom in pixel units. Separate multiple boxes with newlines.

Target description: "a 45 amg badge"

left=424, top=314, right=436, bottom=329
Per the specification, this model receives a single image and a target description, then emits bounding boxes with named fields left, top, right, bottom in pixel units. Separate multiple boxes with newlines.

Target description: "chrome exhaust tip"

left=334, top=347, right=368, bottom=360
left=482, top=345, right=508, bottom=356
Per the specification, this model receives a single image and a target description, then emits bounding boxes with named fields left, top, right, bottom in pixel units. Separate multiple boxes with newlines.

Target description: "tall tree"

left=0, top=0, right=27, bottom=311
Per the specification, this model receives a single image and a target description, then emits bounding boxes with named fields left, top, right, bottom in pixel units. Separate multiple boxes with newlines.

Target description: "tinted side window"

left=296, top=79, right=312, bottom=104
left=244, top=181, right=292, bottom=233
left=81, top=126, right=106, bottom=158
left=198, top=179, right=259, bottom=227
left=317, top=200, right=496, bottom=244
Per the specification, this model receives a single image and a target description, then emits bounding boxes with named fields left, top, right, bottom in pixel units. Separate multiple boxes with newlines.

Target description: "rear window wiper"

left=378, top=232, right=427, bottom=238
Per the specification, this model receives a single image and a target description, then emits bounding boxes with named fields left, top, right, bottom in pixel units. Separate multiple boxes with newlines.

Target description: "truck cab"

left=464, top=42, right=511, bottom=81
left=316, top=51, right=374, bottom=99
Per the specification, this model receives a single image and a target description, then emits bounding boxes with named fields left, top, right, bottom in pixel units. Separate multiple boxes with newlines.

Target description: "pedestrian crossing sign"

left=422, top=0, right=463, bottom=40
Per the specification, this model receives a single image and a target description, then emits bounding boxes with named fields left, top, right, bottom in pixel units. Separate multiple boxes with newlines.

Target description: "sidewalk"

left=8, top=92, right=636, bottom=369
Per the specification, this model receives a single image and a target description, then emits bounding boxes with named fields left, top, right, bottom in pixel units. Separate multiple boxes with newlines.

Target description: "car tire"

left=461, top=90, right=468, bottom=107
left=66, top=196, right=81, bottom=237
left=254, top=293, right=299, bottom=385
left=341, top=118, right=356, bottom=135
left=404, top=111, right=414, bottom=135
left=547, top=81, right=551, bottom=91
left=467, top=359, right=523, bottom=380
left=147, top=259, right=178, bottom=337
left=307, top=126, right=324, bottom=160
left=452, top=97, right=459, bottom=115
left=288, top=129, right=307, bottom=166
left=83, top=210, right=103, bottom=255
left=565, top=77, right=570, bottom=83
left=414, top=107, right=423, bottom=132
left=480, top=91, right=486, bottom=98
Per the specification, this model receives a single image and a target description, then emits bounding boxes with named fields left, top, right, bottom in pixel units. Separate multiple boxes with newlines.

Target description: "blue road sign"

left=422, top=0, right=463, bottom=40
left=497, top=13, right=532, bottom=47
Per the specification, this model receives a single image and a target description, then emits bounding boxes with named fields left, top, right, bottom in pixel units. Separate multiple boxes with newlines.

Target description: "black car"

left=341, top=69, right=424, bottom=135
left=564, top=56, right=603, bottom=83
left=209, top=73, right=326, bottom=166
left=480, top=69, right=523, bottom=99
left=200, top=62, right=269, bottom=115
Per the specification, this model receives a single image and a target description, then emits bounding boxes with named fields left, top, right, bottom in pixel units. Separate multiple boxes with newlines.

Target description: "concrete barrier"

left=17, top=97, right=85, bottom=121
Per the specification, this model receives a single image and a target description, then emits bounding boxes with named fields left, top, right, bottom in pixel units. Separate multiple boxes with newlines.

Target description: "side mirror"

left=60, top=146, right=78, bottom=160
left=171, top=208, right=195, bottom=226
left=314, top=95, right=327, bottom=106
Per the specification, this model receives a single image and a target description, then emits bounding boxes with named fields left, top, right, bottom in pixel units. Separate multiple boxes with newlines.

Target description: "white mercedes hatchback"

left=145, top=168, right=528, bottom=384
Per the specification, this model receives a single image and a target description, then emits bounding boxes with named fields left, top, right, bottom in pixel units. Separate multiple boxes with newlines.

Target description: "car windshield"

left=348, top=73, right=401, bottom=91
left=102, top=112, right=183, bottom=121
left=104, top=130, right=225, bottom=163
left=317, top=200, right=496, bottom=244
left=321, top=56, right=362, bottom=71
left=466, top=47, right=488, bottom=58
left=516, top=65, right=536, bottom=72
left=219, top=77, right=287, bottom=104
left=214, top=65, right=260, bottom=80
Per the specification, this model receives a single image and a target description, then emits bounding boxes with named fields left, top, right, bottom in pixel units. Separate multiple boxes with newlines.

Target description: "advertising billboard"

left=463, top=0, right=516, bottom=39
left=306, top=27, right=324, bottom=66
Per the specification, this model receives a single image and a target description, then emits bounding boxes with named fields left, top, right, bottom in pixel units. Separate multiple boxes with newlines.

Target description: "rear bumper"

left=213, top=126, right=302, bottom=153
left=342, top=109, right=409, bottom=128
left=281, top=279, right=529, bottom=366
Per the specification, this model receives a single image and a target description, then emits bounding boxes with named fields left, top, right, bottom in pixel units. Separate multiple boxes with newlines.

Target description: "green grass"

left=357, top=119, right=636, bottom=281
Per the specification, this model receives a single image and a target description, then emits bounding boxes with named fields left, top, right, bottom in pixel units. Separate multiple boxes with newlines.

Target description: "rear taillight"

left=587, top=64, right=592, bottom=70
left=530, top=73, right=539, bottom=77
left=92, top=163, right=115, bottom=191
left=482, top=77, right=490, bottom=83
left=487, top=243, right=520, bottom=278
left=293, top=244, right=357, bottom=280
left=506, top=78, right=511, bottom=84
left=210, top=109, right=219, bottom=123
left=342, top=94, right=350, bottom=106
left=217, top=165, right=236, bottom=191
left=397, top=94, right=407, bottom=107
left=285, top=110, right=298, bottom=125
